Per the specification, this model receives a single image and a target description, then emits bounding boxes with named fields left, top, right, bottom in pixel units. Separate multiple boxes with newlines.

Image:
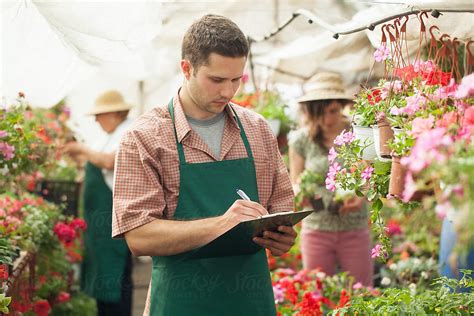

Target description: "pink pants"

left=301, top=228, right=374, bottom=286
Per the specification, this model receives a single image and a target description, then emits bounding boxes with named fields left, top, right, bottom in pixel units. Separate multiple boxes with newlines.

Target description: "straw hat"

left=86, top=90, right=133, bottom=115
left=297, top=72, right=353, bottom=103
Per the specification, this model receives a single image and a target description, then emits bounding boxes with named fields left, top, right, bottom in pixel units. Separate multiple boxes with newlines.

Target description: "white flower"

left=421, top=271, right=429, bottom=279
left=413, top=258, right=421, bottom=266
left=0, top=164, right=9, bottom=176
left=381, top=277, right=391, bottom=286
left=409, top=283, right=417, bottom=295
left=316, top=271, right=326, bottom=279
left=389, top=263, right=397, bottom=270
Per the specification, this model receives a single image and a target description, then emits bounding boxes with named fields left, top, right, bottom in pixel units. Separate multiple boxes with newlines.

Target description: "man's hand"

left=253, top=226, right=297, bottom=256
left=62, top=142, right=86, bottom=156
left=220, top=200, right=268, bottom=230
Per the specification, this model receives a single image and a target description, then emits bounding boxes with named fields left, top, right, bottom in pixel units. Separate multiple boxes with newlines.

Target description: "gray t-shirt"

left=186, top=111, right=226, bottom=159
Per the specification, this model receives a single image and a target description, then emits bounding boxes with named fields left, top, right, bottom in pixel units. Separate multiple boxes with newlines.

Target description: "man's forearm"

left=85, top=148, right=115, bottom=170
left=124, top=216, right=231, bottom=257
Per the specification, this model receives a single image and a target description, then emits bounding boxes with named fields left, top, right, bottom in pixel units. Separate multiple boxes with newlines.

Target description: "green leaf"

left=372, top=198, right=383, bottom=212
left=374, top=160, right=392, bottom=175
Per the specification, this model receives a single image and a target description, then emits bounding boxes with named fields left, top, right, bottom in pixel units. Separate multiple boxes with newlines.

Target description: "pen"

left=236, top=189, right=251, bottom=201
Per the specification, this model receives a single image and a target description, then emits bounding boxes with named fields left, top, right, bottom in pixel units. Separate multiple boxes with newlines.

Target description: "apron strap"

left=167, top=98, right=254, bottom=164
left=168, top=99, right=186, bottom=164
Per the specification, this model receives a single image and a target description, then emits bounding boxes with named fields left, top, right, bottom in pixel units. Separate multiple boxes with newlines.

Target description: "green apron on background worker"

left=82, top=162, right=130, bottom=303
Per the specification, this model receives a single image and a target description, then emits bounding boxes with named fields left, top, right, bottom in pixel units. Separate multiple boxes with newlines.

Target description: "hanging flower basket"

left=388, top=156, right=406, bottom=198
left=352, top=124, right=377, bottom=161
left=375, top=117, right=394, bottom=159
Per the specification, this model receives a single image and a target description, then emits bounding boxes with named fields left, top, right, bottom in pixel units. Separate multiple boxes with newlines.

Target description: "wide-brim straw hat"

left=86, top=90, right=133, bottom=115
left=297, top=72, right=354, bottom=103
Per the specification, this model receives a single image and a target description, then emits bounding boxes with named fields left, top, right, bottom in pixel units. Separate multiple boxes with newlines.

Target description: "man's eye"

left=212, top=78, right=223, bottom=83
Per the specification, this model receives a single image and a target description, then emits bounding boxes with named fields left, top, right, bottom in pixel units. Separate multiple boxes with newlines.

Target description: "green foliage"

left=294, top=169, right=324, bottom=210
left=388, top=129, right=415, bottom=157
left=334, top=270, right=474, bottom=315
left=51, top=291, right=97, bottom=316
left=0, top=237, right=18, bottom=266
left=0, top=293, right=11, bottom=314
left=253, top=91, right=295, bottom=135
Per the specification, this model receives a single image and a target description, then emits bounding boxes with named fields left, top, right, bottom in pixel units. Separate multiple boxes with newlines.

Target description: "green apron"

left=81, top=162, right=129, bottom=302
left=149, top=100, right=276, bottom=315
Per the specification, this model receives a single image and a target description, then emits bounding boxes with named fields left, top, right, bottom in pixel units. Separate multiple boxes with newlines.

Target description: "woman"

left=64, top=90, right=134, bottom=316
left=289, top=72, right=373, bottom=286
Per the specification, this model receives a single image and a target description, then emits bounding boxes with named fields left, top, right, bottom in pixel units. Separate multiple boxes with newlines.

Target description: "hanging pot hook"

left=419, top=11, right=429, bottom=32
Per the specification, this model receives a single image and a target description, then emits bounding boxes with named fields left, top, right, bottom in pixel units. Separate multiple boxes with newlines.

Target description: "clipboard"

left=190, top=199, right=323, bottom=259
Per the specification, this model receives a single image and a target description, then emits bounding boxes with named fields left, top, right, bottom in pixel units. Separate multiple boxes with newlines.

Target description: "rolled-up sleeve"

left=268, top=138, right=295, bottom=213
left=112, top=131, right=165, bottom=238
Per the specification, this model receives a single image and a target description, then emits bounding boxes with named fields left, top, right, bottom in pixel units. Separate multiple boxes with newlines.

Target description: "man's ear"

left=180, top=59, right=192, bottom=80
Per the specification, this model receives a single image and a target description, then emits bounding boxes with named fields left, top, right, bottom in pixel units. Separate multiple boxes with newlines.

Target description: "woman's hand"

left=339, top=196, right=365, bottom=215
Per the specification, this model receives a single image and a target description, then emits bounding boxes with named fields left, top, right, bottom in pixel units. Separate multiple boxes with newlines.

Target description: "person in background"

left=112, top=14, right=296, bottom=316
left=63, top=90, right=134, bottom=316
left=288, top=72, right=373, bottom=286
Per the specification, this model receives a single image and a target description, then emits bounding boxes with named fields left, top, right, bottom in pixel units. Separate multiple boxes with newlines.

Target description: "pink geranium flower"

left=0, top=142, right=15, bottom=160
left=410, top=116, right=434, bottom=138
left=371, top=244, right=382, bottom=258
left=328, top=147, right=337, bottom=164
left=374, top=45, right=390, bottom=62
left=435, top=200, right=454, bottom=219
left=455, top=73, right=474, bottom=99
left=462, top=106, right=474, bottom=127
left=0, top=131, right=8, bottom=138
left=361, top=166, right=374, bottom=181
left=402, top=94, right=427, bottom=116
left=402, top=172, right=417, bottom=202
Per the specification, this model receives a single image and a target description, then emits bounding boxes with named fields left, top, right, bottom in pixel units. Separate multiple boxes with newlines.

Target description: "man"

left=112, top=15, right=295, bottom=316
left=64, top=90, right=134, bottom=316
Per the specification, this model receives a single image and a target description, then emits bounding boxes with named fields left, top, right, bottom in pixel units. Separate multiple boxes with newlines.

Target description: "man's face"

left=183, top=53, right=246, bottom=118
left=95, top=112, right=120, bottom=134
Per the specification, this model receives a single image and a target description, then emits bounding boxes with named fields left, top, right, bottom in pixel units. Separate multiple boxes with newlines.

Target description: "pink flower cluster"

left=334, top=130, right=355, bottom=146
left=0, top=141, right=15, bottom=160
left=325, top=162, right=341, bottom=192
left=374, top=45, right=390, bottom=62
left=390, top=93, right=427, bottom=116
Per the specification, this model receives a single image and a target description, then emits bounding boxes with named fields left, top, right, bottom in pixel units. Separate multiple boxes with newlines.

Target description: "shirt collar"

left=172, top=91, right=240, bottom=143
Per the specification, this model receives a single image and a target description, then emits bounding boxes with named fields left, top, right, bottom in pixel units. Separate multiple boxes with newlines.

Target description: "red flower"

left=386, top=219, right=402, bottom=236
left=57, top=291, right=71, bottom=303
left=422, top=70, right=451, bottom=86
left=53, top=222, right=76, bottom=245
left=395, top=65, right=418, bottom=82
left=284, top=281, right=299, bottom=305
left=11, top=300, right=31, bottom=313
left=296, top=292, right=322, bottom=316
left=337, top=289, right=351, bottom=308
left=367, top=89, right=382, bottom=105
left=69, top=218, right=87, bottom=231
left=39, top=275, right=47, bottom=284
left=0, top=264, right=8, bottom=280
left=33, top=300, right=51, bottom=316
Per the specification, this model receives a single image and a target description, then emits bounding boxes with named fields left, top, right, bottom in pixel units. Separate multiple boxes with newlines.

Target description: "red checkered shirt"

left=112, top=94, right=294, bottom=315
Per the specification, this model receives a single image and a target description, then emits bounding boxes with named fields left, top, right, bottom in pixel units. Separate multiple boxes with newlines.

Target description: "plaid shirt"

left=112, top=94, right=294, bottom=315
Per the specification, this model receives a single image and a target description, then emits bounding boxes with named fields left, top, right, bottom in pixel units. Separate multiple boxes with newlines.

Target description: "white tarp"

left=1, top=0, right=473, bottom=143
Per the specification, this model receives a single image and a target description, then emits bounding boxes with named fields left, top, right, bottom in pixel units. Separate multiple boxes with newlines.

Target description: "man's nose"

left=220, top=81, right=235, bottom=99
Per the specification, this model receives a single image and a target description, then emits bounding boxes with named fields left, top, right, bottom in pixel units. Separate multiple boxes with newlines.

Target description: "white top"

left=92, top=117, right=134, bottom=190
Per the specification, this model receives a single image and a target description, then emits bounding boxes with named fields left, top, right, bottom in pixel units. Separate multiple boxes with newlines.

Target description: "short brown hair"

left=181, top=14, right=249, bottom=70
